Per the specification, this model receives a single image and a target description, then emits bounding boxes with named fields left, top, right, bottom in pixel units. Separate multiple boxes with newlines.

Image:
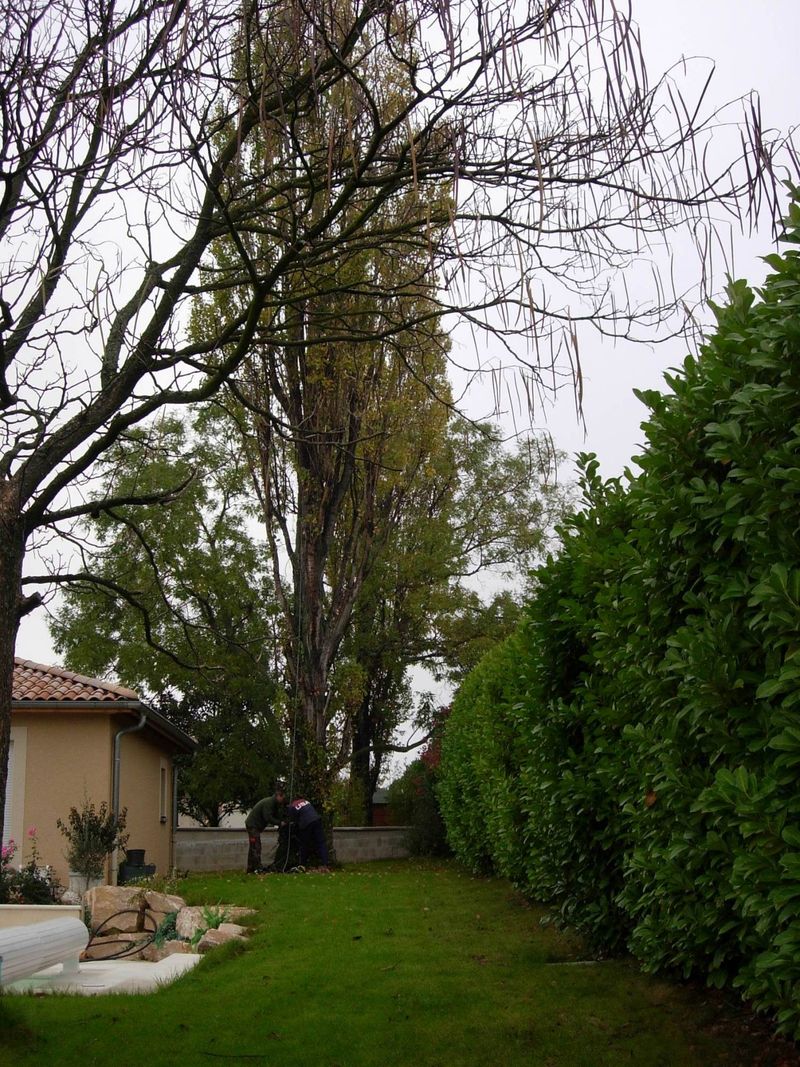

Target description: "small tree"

left=57, top=800, right=128, bottom=881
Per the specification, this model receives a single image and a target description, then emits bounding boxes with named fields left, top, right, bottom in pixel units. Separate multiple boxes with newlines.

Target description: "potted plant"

left=57, top=799, right=128, bottom=897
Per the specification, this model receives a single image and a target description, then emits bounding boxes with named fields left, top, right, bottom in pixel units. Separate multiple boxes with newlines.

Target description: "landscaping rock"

left=175, top=904, right=231, bottom=940
left=217, top=923, right=248, bottom=938
left=175, top=905, right=205, bottom=940
left=143, top=890, right=185, bottom=926
left=140, top=939, right=193, bottom=963
left=196, top=927, right=246, bottom=953
left=84, top=886, right=185, bottom=935
left=82, top=896, right=252, bottom=964
left=85, top=886, right=147, bottom=933
left=82, top=932, right=148, bottom=961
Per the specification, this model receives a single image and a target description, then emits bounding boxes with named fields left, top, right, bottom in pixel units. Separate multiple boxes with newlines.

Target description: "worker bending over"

left=245, top=781, right=287, bottom=873
left=288, top=797, right=330, bottom=870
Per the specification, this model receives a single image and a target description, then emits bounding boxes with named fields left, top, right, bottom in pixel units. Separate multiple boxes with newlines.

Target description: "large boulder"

left=84, top=886, right=147, bottom=934
left=144, top=890, right=185, bottom=927
left=216, top=922, right=248, bottom=938
left=175, top=906, right=206, bottom=941
left=83, top=885, right=186, bottom=935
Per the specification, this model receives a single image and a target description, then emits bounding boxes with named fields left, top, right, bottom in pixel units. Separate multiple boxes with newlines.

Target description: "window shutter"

left=2, top=739, right=13, bottom=847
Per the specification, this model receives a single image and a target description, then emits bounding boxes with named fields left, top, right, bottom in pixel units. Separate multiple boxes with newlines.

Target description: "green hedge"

left=438, top=632, right=530, bottom=879
left=438, top=196, right=800, bottom=1033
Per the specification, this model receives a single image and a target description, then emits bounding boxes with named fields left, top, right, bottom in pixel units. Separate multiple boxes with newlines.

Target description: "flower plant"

left=0, top=830, right=60, bottom=903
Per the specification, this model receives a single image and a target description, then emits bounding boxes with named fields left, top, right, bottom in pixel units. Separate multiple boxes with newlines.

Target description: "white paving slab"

left=4, top=952, right=202, bottom=995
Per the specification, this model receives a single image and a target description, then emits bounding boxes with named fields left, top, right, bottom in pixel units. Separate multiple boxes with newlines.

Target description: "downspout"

left=171, top=762, right=179, bottom=874
left=111, top=712, right=146, bottom=885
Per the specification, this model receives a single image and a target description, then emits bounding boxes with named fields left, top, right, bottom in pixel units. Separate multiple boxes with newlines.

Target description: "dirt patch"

left=693, top=986, right=800, bottom=1067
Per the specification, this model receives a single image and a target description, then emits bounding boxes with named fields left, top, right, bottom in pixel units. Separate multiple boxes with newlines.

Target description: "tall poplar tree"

left=199, top=259, right=454, bottom=803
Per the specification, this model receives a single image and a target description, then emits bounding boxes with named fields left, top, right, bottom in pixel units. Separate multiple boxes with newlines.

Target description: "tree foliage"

left=50, top=414, right=286, bottom=824
left=344, top=418, right=569, bottom=817
left=387, top=708, right=449, bottom=855
left=51, top=415, right=276, bottom=700
left=159, top=692, right=285, bottom=826
left=438, top=194, right=800, bottom=1032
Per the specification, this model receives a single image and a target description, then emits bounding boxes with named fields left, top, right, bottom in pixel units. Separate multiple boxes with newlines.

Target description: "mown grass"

left=0, top=859, right=794, bottom=1067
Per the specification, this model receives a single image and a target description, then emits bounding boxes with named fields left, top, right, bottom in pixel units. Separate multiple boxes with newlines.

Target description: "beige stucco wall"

left=9, top=709, right=177, bottom=887
left=11, top=711, right=113, bottom=888
left=117, top=725, right=174, bottom=877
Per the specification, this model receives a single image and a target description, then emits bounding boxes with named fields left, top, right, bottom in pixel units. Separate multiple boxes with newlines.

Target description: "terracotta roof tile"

left=12, top=658, right=139, bottom=703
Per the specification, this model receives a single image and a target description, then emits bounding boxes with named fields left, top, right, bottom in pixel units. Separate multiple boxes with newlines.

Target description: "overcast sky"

left=500, top=0, right=800, bottom=480
left=16, top=1, right=800, bottom=670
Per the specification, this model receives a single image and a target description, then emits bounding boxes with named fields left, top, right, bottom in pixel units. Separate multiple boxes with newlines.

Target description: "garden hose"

left=84, top=907, right=158, bottom=961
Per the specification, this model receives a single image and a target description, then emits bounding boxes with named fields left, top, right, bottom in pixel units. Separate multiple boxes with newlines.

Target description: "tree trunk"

left=282, top=475, right=360, bottom=804
left=351, top=687, right=373, bottom=824
left=0, top=483, right=24, bottom=841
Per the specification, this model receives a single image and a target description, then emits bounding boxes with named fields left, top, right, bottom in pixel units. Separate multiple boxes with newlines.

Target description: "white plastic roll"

left=0, top=917, right=89, bottom=984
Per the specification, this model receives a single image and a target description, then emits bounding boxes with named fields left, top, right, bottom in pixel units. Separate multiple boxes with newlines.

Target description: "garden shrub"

left=389, top=711, right=450, bottom=856
left=438, top=633, right=529, bottom=878
left=613, top=209, right=800, bottom=1027
left=438, top=194, right=800, bottom=1032
left=329, top=776, right=368, bottom=826
left=515, top=468, right=638, bottom=953
left=0, top=833, right=59, bottom=904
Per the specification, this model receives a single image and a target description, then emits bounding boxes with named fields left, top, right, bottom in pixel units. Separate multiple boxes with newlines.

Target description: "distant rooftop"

left=13, top=658, right=140, bottom=703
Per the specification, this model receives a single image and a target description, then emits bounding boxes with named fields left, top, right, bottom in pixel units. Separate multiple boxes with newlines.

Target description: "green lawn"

left=0, top=860, right=793, bottom=1066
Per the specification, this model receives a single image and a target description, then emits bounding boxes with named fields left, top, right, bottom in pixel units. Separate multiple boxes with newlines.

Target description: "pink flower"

left=27, top=826, right=37, bottom=838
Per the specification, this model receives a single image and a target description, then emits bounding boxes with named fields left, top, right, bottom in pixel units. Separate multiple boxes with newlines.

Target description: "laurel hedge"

left=438, top=197, right=800, bottom=1034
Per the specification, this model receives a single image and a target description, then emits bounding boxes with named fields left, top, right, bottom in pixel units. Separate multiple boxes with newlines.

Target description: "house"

left=4, top=659, right=196, bottom=888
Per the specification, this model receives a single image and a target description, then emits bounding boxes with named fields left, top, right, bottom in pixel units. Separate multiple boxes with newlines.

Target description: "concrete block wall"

left=174, top=826, right=410, bottom=873
left=332, top=827, right=410, bottom=863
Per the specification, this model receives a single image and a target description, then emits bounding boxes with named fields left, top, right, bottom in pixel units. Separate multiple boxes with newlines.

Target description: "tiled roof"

left=12, top=658, right=140, bottom=703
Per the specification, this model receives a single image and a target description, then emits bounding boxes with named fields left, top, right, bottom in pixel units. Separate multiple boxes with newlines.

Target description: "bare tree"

left=0, top=0, right=789, bottom=835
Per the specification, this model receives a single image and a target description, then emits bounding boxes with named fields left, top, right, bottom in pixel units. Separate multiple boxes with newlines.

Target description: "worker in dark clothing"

left=287, top=798, right=330, bottom=869
left=245, top=782, right=286, bottom=873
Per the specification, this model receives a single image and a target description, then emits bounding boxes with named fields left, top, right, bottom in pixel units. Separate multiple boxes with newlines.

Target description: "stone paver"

left=4, top=952, right=201, bottom=995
